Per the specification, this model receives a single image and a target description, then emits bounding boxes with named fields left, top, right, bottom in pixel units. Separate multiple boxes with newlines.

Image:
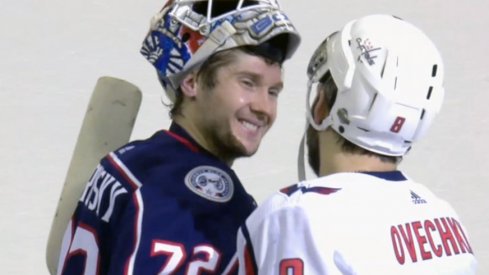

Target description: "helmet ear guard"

left=306, top=14, right=445, bottom=156
left=141, top=0, right=301, bottom=102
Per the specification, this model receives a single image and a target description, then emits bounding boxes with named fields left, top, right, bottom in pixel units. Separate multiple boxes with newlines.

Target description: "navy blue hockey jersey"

left=57, top=123, right=257, bottom=274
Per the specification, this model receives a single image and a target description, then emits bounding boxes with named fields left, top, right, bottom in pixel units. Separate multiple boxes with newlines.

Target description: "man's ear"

left=312, top=89, right=329, bottom=124
left=180, top=72, right=198, bottom=98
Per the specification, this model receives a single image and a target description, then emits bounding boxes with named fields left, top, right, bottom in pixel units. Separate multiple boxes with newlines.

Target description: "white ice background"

left=1, top=0, right=488, bottom=273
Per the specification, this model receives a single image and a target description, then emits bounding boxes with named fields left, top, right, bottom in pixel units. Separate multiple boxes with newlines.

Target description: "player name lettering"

left=390, top=217, right=473, bottom=264
left=79, top=165, right=128, bottom=222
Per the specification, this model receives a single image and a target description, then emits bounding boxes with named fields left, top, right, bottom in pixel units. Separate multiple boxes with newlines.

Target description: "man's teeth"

left=241, top=120, right=258, bottom=131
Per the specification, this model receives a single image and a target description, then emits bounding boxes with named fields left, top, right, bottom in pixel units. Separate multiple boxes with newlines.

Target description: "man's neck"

left=173, top=117, right=234, bottom=166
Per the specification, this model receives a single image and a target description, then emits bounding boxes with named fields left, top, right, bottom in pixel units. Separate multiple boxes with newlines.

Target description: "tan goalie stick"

left=45, top=76, right=142, bottom=274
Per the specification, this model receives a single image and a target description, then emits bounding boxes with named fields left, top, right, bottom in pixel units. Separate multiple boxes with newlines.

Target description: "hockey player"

left=235, top=15, right=477, bottom=274
left=55, top=0, right=300, bottom=274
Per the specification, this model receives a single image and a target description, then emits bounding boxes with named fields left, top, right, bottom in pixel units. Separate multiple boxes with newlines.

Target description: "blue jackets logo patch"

left=185, top=166, right=234, bottom=203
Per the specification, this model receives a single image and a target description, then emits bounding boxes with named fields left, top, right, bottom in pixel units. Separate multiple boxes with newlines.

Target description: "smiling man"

left=177, top=49, right=284, bottom=164
left=55, top=0, right=300, bottom=274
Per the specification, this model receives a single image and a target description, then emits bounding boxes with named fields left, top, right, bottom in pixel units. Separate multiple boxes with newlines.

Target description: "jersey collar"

left=166, top=122, right=202, bottom=153
left=359, top=170, right=407, bottom=181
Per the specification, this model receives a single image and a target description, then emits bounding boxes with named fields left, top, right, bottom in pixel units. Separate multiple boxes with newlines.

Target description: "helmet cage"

left=141, top=0, right=300, bottom=102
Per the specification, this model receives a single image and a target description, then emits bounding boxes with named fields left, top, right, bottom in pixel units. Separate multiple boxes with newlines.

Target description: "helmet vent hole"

left=348, top=40, right=351, bottom=46
left=182, top=33, right=191, bottom=43
left=420, top=109, right=426, bottom=120
left=432, top=65, right=438, bottom=77
left=368, top=93, right=378, bottom=111
left=426, top=86, right=433, bottom=99
left=357, top=127, right=369, bottom=132
left=394, top=77, right=398, bottom=90
left=339, top=126, right=345, bottom=133
left=380, top=60, right=387, bottom=78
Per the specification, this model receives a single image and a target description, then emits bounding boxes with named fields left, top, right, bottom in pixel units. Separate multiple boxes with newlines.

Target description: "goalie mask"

left=141, top=0, right=301, bottom=102
left=306, top=14, right=444, bottom=156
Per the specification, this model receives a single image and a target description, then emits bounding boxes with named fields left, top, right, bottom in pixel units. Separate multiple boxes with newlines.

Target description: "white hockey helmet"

left=306, top=14, right=444, bottom=156
left=141, top=0, right=301, bottom=102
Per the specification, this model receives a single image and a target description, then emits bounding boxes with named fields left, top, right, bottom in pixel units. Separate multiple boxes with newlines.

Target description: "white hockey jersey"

left=236, top=171, right=477, bottom=274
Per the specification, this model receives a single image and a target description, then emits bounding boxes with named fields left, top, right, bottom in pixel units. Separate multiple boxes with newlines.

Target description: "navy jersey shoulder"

left=110, top=124, right=252, bottom=210
left=60, top=123, right=256, bottom=275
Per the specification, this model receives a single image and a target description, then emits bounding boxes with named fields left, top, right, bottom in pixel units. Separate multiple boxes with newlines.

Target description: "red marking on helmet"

left=390, top=116, right=406, bottom=133
left=180, top=26, right=205, bottom=54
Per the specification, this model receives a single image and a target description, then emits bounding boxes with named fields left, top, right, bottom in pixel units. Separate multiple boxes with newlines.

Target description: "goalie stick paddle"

left=45, top=76, right=142, bottom=274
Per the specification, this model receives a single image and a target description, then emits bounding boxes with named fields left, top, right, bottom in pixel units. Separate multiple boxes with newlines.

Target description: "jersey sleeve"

left=236, top=190, right=330, bottom=275
left=56, top=152, right=138, bottom=275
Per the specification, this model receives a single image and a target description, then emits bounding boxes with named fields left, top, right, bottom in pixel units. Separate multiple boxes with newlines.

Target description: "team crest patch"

left=185, top=166, right=234, bottom=203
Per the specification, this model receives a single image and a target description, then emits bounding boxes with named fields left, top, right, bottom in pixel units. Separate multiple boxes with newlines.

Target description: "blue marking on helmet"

left=251, top=16, right=273, bottom=35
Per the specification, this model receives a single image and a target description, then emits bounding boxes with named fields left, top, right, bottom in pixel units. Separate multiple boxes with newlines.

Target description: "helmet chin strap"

left=298, top=81, right=334, bottom=181
left=297, top=118, right=333, bottom=181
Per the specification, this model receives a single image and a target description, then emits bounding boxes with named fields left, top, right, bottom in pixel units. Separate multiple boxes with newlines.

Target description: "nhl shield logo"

left=185, top=166, right=234, bottom=203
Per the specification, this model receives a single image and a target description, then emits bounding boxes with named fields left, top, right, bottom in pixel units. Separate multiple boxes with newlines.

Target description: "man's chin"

left=240, top=142, right=260, bottom=157
left=231, top=139, right=260, bottom=158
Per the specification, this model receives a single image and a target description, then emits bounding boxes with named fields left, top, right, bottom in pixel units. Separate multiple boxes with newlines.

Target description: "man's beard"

left=306, top=124, right=320, bottom=176
left=208, top=126, right=253, bottom=163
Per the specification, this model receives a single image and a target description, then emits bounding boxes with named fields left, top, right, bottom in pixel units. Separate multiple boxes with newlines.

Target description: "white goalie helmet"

left=306, top=14, right=445, bottom=156
left=141, top=0, right=301, bottom=102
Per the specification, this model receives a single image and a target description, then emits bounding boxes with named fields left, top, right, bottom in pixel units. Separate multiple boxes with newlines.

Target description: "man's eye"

left=241, top=79, right=255, bottom=88
left=269, top=89, right=279, bottom=97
